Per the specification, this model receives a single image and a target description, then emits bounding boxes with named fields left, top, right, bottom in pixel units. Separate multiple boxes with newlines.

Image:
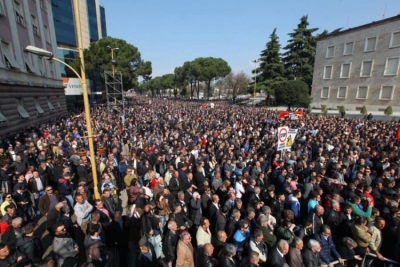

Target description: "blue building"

left=51, top=0, right=107, bottom=107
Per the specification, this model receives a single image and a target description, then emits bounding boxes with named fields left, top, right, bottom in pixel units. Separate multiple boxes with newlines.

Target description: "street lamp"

left=252, top=59, right=260, bottom=107
left=107, top=46, right=119, bottom=77
left=25, top=0, right=100, bottom=199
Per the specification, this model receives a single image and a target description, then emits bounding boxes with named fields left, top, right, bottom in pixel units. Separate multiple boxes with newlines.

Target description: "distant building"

left=51, top=0, right=107, bottom=107
left=0, top=0, right=67, bottom=134
left=311, top=15, right=400, bottom=112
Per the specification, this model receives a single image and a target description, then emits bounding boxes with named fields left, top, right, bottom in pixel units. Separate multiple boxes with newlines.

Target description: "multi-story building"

left=311, top=15, right=400, bottom=112
left=0, top=0, right=67, bottom=134
left=51, top=0, right=107, bottom=107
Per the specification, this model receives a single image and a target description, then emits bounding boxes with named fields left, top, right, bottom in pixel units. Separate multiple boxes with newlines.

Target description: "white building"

left=311, top=15, right=400, bottom=112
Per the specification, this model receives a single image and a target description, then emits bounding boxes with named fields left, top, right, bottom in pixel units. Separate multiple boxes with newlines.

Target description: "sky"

left=100, top=0, right=400, bottom=78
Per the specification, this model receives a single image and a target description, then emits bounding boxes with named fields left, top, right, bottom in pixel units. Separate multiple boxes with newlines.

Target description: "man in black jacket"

left=162, top=220, right=179, bottom=263
left=196, top=243, right=216, bottom=267
left=302, top=239, right=323, bottom=267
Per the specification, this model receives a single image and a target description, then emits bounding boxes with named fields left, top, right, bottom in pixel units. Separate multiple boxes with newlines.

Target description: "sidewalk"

left=266, top=106, right=400, bottom=117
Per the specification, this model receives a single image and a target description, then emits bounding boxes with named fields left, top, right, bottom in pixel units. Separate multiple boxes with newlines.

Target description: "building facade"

left=0, top=0, right=67, bottom=135
left=51, top=0, right=107, bottom=107
left=311, top=15, right=400, bottom=112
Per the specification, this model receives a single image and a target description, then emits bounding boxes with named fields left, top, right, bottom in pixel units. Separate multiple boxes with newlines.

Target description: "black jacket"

left=162, top=230, right=178, bottom=261
left=16, top=235, right=43, bottom=263
left=196, top=252, right=216, bottom=267
left=217, top=255, right=236, bottom=267
left=302, top=248, right=323, bottom=267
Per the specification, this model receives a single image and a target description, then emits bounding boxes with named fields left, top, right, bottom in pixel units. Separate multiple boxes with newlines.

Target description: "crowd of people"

left=0, top=97, right=399, bottom=267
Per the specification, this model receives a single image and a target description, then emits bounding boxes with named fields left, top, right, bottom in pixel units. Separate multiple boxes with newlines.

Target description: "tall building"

left=51, top=0, right=106, bottom=74
left=0, top=0, right=67, bottom=135
left=51, top=0, right=107, bottom=107
left=311, top=15, right=400, bottom=112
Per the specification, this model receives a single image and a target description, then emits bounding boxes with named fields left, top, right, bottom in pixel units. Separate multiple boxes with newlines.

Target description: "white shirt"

left=74, top=201, right=93, bottom=226
left=35, top=177, right=44, bottom=191
left=235, top=182, right=245, bottom=198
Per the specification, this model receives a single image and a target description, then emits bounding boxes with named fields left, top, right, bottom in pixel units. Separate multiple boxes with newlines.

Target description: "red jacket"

left=396, top=125, right=400, bottom=140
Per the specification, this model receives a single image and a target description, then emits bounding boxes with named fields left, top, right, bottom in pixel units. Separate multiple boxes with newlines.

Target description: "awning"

left=0, top=111, right=7, bottom=123
left=48, top=98, right=55, bottom=110
left=1, top=41, right=20, bottom=69
left=23, top=52, right=38, bottom=74
left=34, top=99, right=44, bottom=114
left=17, top=103, right=30, bottom=118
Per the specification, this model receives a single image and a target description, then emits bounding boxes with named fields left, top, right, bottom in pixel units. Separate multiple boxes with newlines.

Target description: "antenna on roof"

left=346, top=16, right=350, bottom=28
left=383, top=4, right=387, bottom=19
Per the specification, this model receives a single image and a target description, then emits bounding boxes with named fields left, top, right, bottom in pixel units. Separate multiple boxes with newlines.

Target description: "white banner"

left=277, top=126, right=298, bottom=151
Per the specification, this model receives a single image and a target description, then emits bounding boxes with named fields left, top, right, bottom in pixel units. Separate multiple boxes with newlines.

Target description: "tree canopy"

left=274, top=80, right=312, bottom=109
left=282, top=15, right=318, bottom=88
left=76, top=36, right=152, bottom=90
left=256, top=28, right=286, bottom=95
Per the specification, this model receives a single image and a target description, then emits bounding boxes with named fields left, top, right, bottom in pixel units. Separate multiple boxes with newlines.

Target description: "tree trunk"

left=190, top=80, right=194, bottom=98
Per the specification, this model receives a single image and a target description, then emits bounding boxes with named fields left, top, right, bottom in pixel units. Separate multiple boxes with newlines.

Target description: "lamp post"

left=25, top=0, right=101, bottom=200
left=107, top=46, right=119, bottom=77
left=252, top=59, right=259, bottom=107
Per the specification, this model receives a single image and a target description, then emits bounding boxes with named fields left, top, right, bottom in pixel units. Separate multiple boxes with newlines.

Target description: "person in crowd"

left=268, top=239, right=289, bottom=267
left=74, top=194, right=93, bottom=226
left=176, top=231, right=194, bottom=267
left=286, top=237, right=305, bottom=267
left=312, top=224, right=345, bottom=266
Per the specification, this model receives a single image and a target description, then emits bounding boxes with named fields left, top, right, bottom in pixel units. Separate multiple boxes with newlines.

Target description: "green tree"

left=160, top=74, right=175, bottom=96
left=194, top=57, right=231, bottom=99
left=360, top=105, right=368, bottom=115
left=384, top=106, right=393, bottom=116
left=256, top=28, right=286, bottom=95
left=224, top=71, right=249, bottom=101
left=282, top=15, right=318, bottom=88
left=75, top=37, right=152, bottom=90
left=274, top=80, right=312, bottom=109
left=181, top=61, right=202, bottom=98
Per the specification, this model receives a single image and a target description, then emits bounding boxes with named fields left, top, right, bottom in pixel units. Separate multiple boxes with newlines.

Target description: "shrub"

left=360, top=106, right=368, bottom=115
left=384, top=106, right=393, bottom=116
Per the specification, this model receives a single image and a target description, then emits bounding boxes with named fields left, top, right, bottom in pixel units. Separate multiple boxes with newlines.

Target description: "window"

left=360, top=61, right=373, bottom=77
left=1, top=41, right=20, bottom=69
left=16, top=99, right=30, bottom=118
left=326, top=46, right=334, bottom=58
left=390, top=32, right=400, bottom=48
left=31, top=15, right=39, bottom=36
left=47, top=97, right=55, bottom=110
left=48, top=61, right=54, bottom=78
left=337, top=87, right=347, bottom=99
left=0, top=0, right=6, bottom=16
left=0, top=107, right=7, bottom=123
left=356, top=86, right=368, bottom=99
left=34, top=98, right=44, bottom=114
left=40, top=0, right=46, bottom=11
left=14, top=1, right=25, bottom=26
left=38, top=57, right=46, bottom=76
left=344, top=42, right=354, bottom=55
left=44, top=25, right=50, bottom=43
left=321, top=87, right=330, bottom=98
left=364, top=37, right=377, bottom=52
left=323, top=66, right=332, bottom=79
left=379, top=86, right=394, bottom=100
left=340, top=63, right=351, bottom=78
left=384, top=57, right=399, bottom=76
left=23, top=51, right=38, bottom=74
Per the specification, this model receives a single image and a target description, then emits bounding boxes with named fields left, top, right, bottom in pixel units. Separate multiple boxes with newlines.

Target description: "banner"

left=279, top=111, right=304, bottom=120
left=277, top=126, right=298, bottom=151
